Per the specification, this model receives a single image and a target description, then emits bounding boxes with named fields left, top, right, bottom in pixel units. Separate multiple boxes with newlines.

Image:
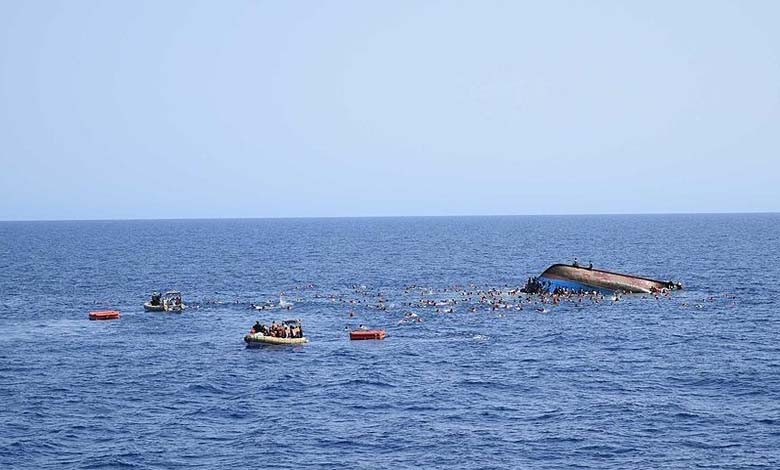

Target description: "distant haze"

left=1, top=1, right=778, bottom=220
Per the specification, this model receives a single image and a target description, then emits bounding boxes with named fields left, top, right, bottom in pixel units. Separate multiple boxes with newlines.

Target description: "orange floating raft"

left=89, top=310, right=121, bottom=320
left=349, top=329, right=386, bottom=340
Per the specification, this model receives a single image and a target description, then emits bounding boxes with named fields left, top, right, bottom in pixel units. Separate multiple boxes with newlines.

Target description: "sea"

left=0, top=214, right=778, bottom=469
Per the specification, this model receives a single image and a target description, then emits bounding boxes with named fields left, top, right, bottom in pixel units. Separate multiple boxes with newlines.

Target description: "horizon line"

left=0, top=210, right=777, bottom=223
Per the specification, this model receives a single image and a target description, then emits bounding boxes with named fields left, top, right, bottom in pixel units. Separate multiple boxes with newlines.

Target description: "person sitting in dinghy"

left=250, top=321, right=269, bottom=335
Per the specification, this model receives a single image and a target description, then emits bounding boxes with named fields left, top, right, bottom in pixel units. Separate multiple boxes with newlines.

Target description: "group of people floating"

left=520, top=277, right=551, bottom=294
left=249, top=320, right=304, bottom=339
left=236, top=263, right=692, bottom=338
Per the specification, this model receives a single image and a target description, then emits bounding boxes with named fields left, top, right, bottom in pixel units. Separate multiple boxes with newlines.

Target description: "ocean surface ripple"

left=1, top=214, right=779, bottom=469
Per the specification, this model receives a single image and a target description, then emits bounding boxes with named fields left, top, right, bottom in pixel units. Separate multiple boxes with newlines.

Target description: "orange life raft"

left=349, top=329, right=386, bottom=340
left=89, top=310, right=121, bottom=320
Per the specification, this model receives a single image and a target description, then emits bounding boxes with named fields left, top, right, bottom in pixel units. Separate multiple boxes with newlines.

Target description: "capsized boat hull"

left=538, top=264, right=681, bottom=294
left=244, top=333, right=308, bottom=347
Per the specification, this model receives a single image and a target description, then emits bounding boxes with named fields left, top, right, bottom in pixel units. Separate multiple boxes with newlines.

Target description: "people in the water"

left=520, top=277, right=549, bottom=294
left=240, top=277, right=688, bottom=340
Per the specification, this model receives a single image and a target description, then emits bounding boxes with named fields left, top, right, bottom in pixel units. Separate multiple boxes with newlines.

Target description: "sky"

left=1, top=0, right=779, bottom=220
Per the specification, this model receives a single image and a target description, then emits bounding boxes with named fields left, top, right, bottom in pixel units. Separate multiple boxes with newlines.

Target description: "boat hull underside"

left=539, top=264, right=676, bottom=294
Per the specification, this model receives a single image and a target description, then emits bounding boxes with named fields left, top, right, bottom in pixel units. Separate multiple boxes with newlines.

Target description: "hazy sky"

left=1, top=1, right=778, bottom=220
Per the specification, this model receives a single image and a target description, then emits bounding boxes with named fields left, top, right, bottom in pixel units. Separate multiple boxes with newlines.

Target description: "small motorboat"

left=144, top=291, right=186, bottom=312
left=89, top=310, right=120, bottom=320
left=244, top=319, right=307, bottom=348
left=350, top=329, right=386, bottom=340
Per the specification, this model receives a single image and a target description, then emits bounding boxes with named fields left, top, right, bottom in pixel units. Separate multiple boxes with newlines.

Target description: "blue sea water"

left=1, top=214, right=779, bottom=469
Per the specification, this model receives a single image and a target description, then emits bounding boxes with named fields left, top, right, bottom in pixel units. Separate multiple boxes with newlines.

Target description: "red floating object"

left=349, top=329, right=386, bottom=340
left=89, top=310, right=121, bottom=320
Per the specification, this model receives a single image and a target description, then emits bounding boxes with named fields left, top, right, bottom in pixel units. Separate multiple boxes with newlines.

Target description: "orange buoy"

left=349, top=329, right=386, bottom=340
left=89, top=310, right=120, bottom=320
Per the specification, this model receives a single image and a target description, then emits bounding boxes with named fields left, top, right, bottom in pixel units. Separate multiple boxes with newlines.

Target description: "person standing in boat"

left=572, top=258, right=580, bottom=267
